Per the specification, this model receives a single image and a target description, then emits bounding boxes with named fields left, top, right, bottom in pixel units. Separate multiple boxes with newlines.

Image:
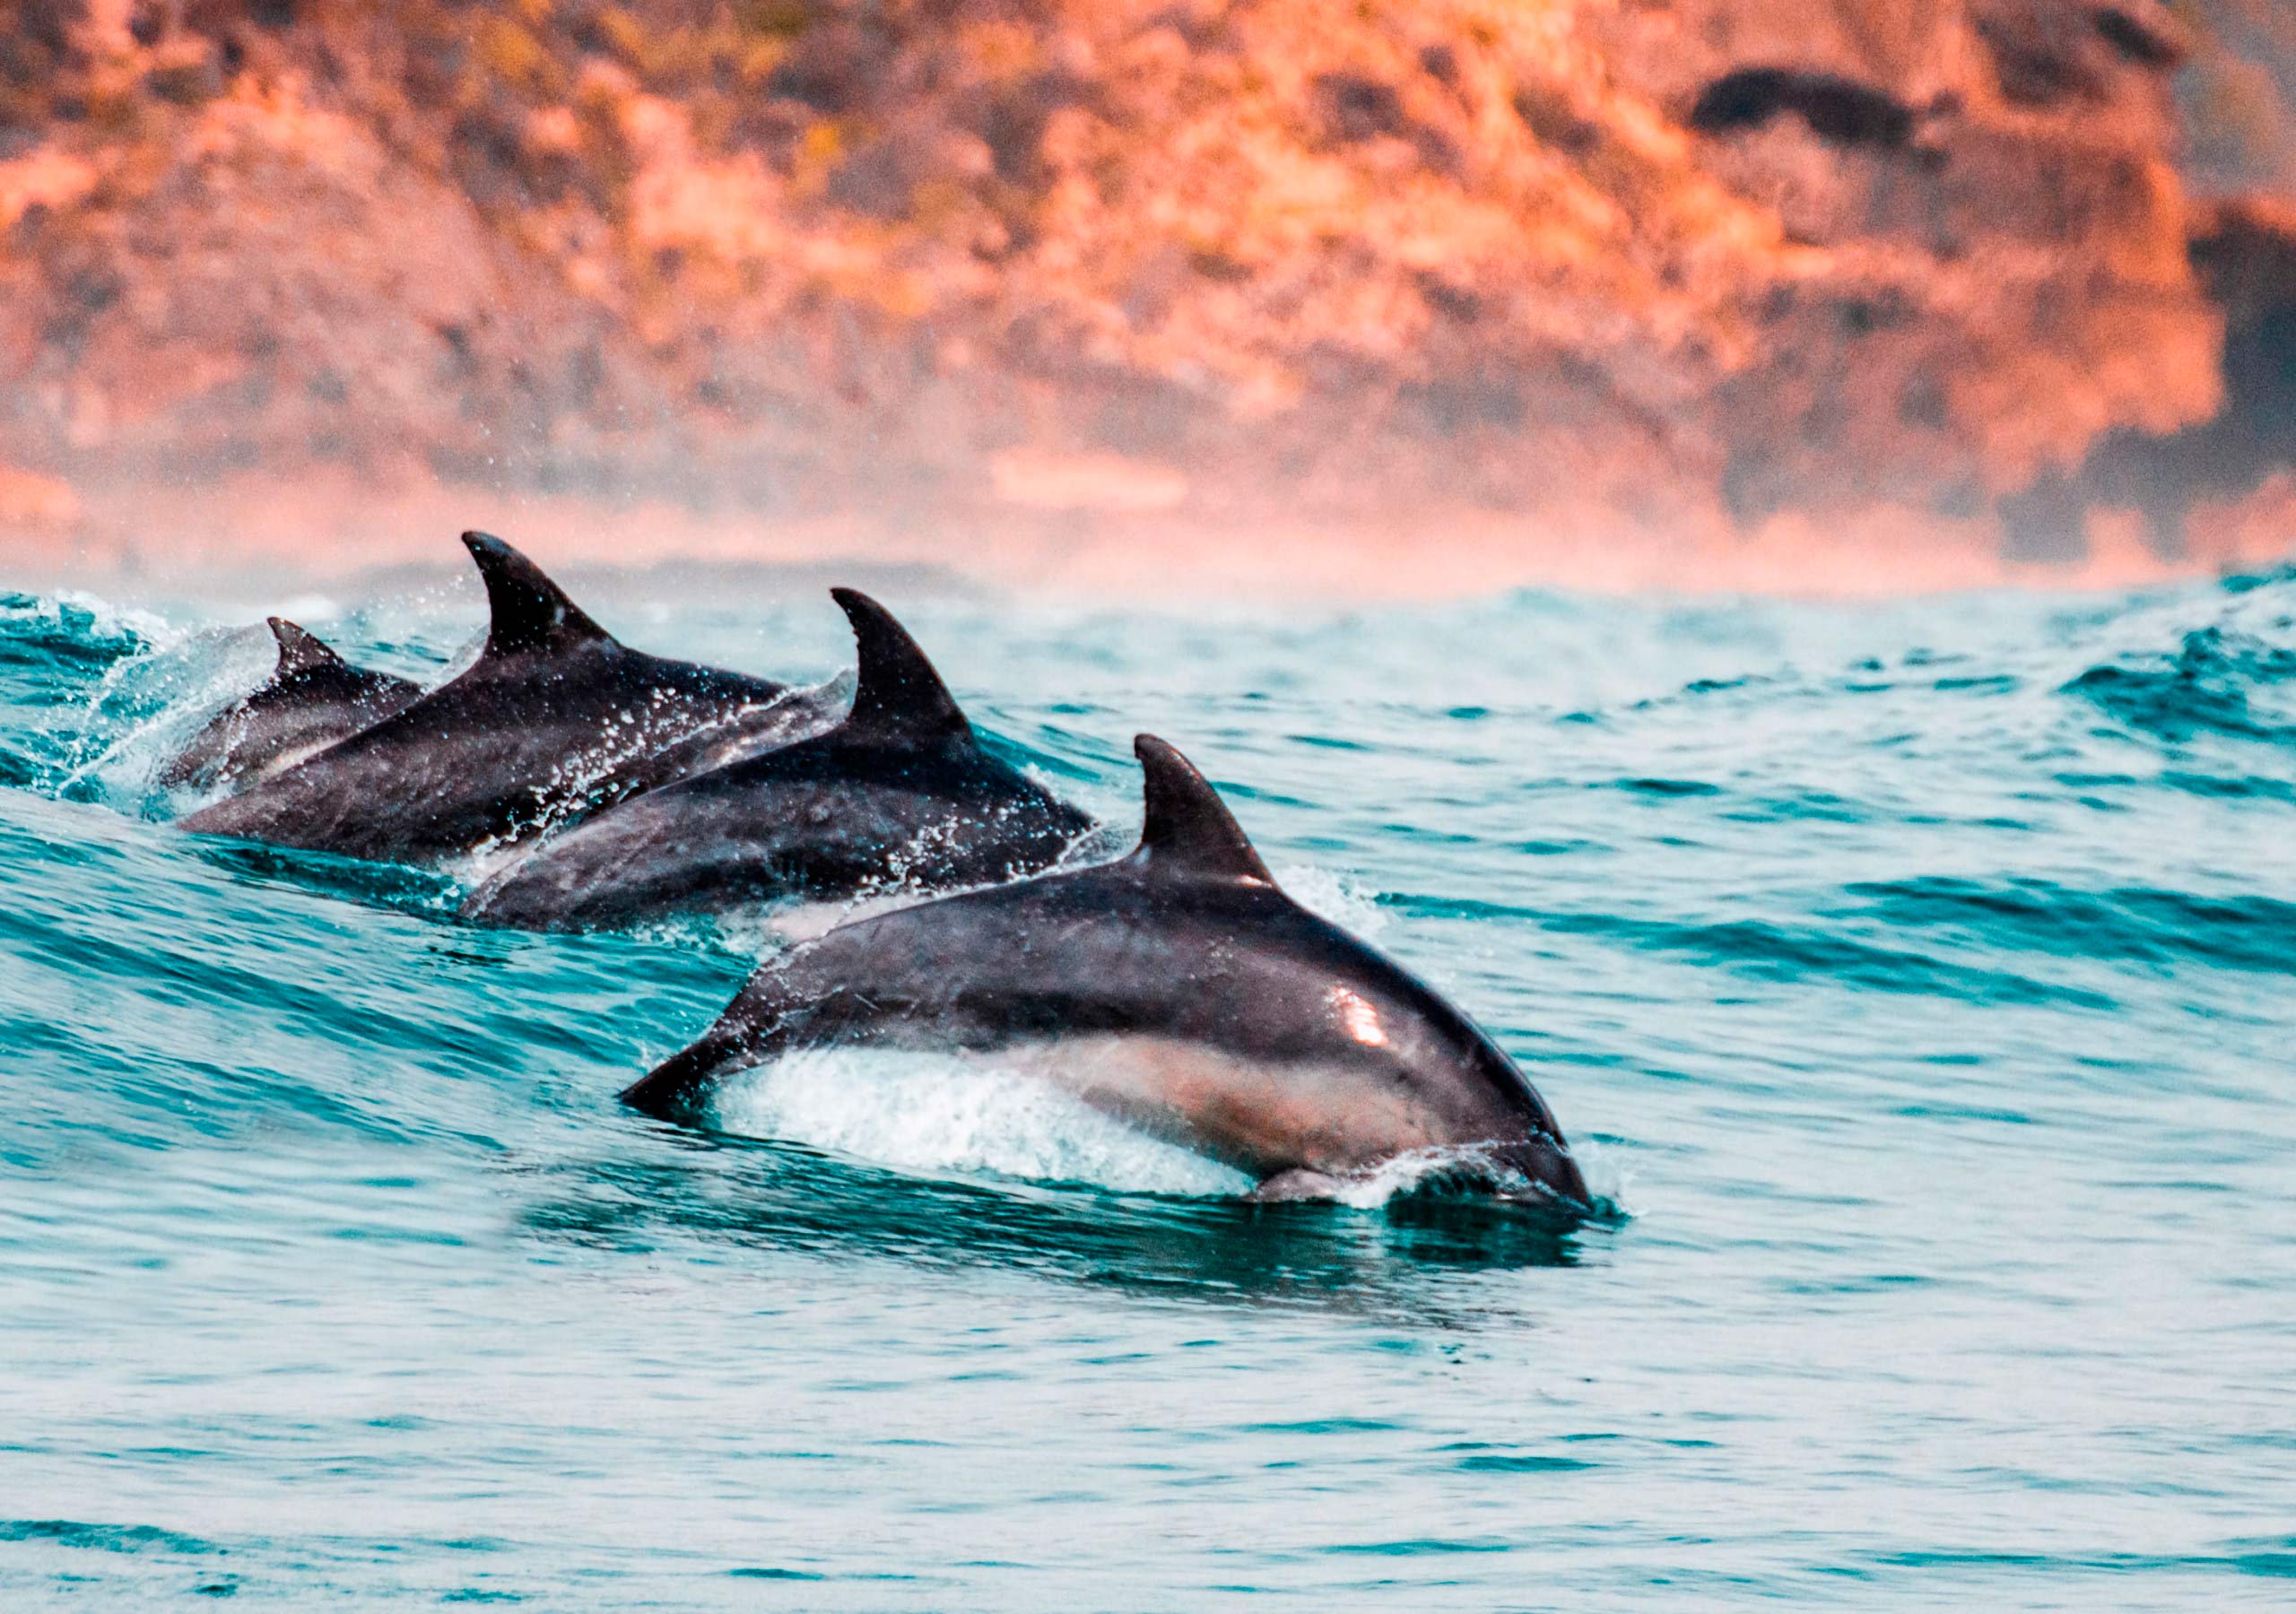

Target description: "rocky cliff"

left=2, top=0, right=2290, bottom=591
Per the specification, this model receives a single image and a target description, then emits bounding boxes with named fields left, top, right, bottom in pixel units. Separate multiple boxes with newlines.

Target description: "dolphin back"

left=460, top=591, right=1091, bottom=930
left=178, top=535, right=827, bottom=863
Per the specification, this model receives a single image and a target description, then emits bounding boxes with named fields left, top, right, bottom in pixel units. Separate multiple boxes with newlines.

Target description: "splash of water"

left=712, top=1046, right=1257, bottom=1197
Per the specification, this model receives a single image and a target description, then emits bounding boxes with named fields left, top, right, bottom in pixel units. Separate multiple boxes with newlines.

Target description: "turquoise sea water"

left=4, top=570, right=2294, bottom=1607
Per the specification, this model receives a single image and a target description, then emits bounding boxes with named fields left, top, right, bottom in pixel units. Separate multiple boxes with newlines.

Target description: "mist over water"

left=4, top=574, right=2295, bottom=1606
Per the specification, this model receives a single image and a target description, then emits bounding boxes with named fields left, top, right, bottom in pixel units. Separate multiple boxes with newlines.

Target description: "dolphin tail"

left=620, top=1031, right=750, bottom=1120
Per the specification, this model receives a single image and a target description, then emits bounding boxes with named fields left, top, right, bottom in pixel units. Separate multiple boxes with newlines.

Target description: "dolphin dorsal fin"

left=461, top=531, right=613, bottom=657
left=1131, top=734, right=1275, bottom=884
left=266, top=617, right=349, bottom=679
left=831, top=588, right=970, bottom=747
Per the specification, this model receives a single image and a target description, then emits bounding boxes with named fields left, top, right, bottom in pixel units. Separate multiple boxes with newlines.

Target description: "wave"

left=2066, top=625, right=2296, bottom=744
left=524, top=1124, right=1596, bottom=1319
left=2059, top=568, right=2296, bottom=747
left=1842, top=877, right=2296, bottom=978
left=1543, top=911, right=2120, bottom=1010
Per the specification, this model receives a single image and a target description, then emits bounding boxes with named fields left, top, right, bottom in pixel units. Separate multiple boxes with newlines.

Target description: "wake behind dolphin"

left=626, top=736, right=1590, bottom=1206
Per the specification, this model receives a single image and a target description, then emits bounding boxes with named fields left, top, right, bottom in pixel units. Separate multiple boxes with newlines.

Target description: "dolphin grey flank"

left=622, top=735, right=1590, bottom=1205
left=179, top=533, right=839, bottom=864
left=460, top=588, right=1092, bottom=930
left=162, top=618, right=421, bottom=793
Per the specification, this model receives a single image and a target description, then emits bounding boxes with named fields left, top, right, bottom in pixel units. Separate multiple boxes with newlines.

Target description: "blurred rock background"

left=0, top=0, right=2290, bottom=593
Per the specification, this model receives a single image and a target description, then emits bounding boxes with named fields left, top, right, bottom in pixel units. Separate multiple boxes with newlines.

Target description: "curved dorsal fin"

left=1130, top=734, right=1275, bottom=885
left=831, top=587, right=971, bottom=746
left=461, top=531, right=613, bottom=656
left=266, top=617, right=349, bottom=680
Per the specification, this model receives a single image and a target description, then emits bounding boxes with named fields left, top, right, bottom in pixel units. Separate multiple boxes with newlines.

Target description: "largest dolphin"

left=459, top=587, right=1092, bottom=930
left=180, top=534, right=839, bottom=864
left=625, top=735, right=1590, bottom=1205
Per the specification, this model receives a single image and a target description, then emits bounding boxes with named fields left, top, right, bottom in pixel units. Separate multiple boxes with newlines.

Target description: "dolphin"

left=161, top=618, right=421, bottom=793
left=179, top=534, right=839, bottom=865
left=623, top=735, right=1590, bottom=1205
left=460, top=588, right=1093, bottom=930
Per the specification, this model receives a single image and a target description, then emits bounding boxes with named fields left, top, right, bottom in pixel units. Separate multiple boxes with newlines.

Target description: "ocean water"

left=3, top=570, right=2294, bottom=1608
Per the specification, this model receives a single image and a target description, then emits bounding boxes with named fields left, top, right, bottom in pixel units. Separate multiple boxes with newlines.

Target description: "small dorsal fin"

left=461, top=531, right=613, bottom=656
left=831, top=588, right=971, bottom=746
left=1130, top=734, right=1275, bottom=884
left=266, top=617, right=349, bottom=680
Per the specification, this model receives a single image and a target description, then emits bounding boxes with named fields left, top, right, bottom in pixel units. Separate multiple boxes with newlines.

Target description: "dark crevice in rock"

left=1690, top=67, right=1916, bottom=150
left=2092, top=4, right=2187, bottom=70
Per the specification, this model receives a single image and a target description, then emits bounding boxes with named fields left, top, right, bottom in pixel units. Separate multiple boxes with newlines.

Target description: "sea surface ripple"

left=3, top=572, right=2294, bottom=1607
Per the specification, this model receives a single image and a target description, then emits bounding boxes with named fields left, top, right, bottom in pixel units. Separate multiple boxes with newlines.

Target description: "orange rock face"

left=0, top=0, right=2289, bottom=590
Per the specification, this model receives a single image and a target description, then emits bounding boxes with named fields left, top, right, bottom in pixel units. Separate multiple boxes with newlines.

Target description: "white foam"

left=704, top=1042, right=1617, bottom=1212
left=711, top=1046, right=1256, bottom=1197
left=1323, top=1147, right=1473, bottom=1208
left=1568, top=1137, right=1634, bottom=1216
left=1285, top=1141, right=1600, bottom=1210
left=48, top=589, right=180, bottom=650
left=1271, top=861, right=1390, bottom=936
left=60, top=622, right=278, bottom=813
